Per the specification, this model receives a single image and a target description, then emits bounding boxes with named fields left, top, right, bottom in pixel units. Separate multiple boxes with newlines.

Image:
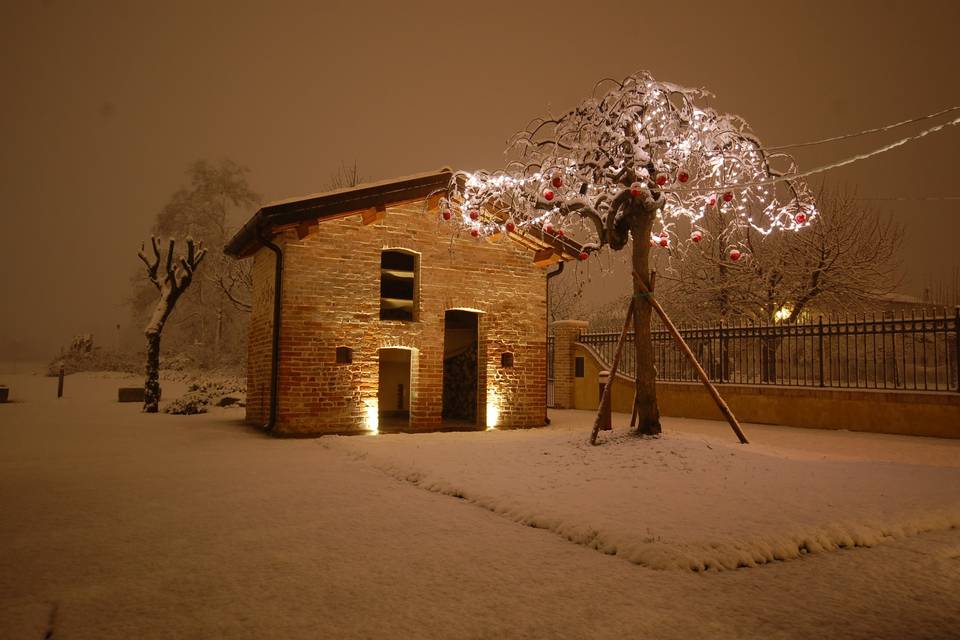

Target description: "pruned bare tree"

left=138, top=236, right=206, bottom=413
left=131, top=160, right=259, bottom=367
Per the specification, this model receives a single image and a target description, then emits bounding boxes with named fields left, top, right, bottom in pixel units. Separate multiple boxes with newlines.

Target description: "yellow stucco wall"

left=572, top=343, right=960, bottom=439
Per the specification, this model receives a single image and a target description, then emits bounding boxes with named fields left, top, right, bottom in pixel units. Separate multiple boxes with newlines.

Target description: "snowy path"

left=1, top=372, right=958, bottom=638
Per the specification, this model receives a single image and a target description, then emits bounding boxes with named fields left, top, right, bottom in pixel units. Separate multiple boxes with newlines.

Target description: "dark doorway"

left=378, top=348, right=411, bottom=432
left=442, top=310, right=479, bottom=428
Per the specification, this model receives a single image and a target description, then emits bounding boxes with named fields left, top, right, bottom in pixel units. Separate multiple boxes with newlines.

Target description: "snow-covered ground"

left=1, top=368, right=959, bottom=638
left=328, top=411, right=960, bottom=571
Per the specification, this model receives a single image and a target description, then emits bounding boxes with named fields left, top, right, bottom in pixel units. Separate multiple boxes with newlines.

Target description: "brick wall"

left=550, top=320, right=588, bottom=409
left=570, top=341, right=960, bottom=439
left=246, top=248, right=276, bottom=427
left=245, top=199, right=548, bottom=436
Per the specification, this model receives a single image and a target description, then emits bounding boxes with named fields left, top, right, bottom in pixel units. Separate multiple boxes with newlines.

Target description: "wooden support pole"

left=634, top=279, right=749, bottom=444
left=590, top=298, right=636, bottom=445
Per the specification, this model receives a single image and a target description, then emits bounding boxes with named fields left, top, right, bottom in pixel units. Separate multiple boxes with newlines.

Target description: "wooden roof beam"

left=533, top=247, right=562, bottom=267
left=361, top=204, right=387, bottom=226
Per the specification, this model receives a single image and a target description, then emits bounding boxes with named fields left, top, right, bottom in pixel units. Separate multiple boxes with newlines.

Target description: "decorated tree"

left=438, top=71, right=817, bottom=436
left=138, top=237, right=206, bottom=413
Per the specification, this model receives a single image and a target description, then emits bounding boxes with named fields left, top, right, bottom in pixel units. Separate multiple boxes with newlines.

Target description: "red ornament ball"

left=469, top=210, right=479, bottom=221
left=543, top=189, right=555, bottom=201
left=505, top=220, right=516, bottom=233
left=543, top=223, right=554, bottom=234
left=659, top=237, right=669, bottom=248
left=470, top=228, right=480, bottom=238
left=795, top=212, right=807, bottom=224
left=556, top=229, right=565, bottom=238
left=691, top=230, right=703, bottom=243
left=678, top=171, right=689, bottom=183
left=729, top=248, right=742, bottom=262
left=578, top=251, right=589, bottom=261
left=630, top=182, right=643, bottom=197
left=707, top=195, right=717, bottom=207
left=551, top=175, right=563, bottom=189
left=441, top=209, right=452, bottom=221
left=656, top=174, right=667, bottom=186
left=722, top=192, right=734, bottom=203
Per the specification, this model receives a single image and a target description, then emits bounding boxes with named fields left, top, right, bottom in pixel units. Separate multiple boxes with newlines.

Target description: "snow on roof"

left=224, top=168, right=454, bottom=257
left=261, top=168, right=453, bottom=209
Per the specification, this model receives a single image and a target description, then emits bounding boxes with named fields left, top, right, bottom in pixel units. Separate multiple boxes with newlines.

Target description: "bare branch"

left=137, top=237, right=161, bottom=290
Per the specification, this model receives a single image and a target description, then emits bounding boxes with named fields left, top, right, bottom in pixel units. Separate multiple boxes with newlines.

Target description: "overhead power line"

left=858, top=196, right=960, bottom=202
left=663, top=115, right=960, bottom=194
left=764, top=106, right=960, bottom=151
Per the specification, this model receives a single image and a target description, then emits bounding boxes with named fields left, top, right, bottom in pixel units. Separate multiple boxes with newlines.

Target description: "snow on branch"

left=437, top=71, right=821, bottom=261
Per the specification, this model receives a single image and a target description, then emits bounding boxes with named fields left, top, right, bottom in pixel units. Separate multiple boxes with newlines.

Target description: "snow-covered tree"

left=130, top=160, right=259, bottom=365
left=138, top=237, right=206, bottom=413
left=439, top=72, right=817, bottom=435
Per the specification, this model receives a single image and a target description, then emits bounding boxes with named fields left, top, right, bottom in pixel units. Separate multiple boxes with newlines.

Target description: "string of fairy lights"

left=436, top=71, right=958, bottom=264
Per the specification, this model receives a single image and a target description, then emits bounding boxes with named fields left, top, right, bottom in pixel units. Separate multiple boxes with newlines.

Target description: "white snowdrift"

left=326, top=413, right=960, bottom=571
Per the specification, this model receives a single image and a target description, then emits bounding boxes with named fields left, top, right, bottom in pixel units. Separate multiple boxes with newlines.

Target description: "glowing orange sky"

left=1, top=0, right=958, bottom=356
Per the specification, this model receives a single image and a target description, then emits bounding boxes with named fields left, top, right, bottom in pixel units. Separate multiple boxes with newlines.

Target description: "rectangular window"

left=380, top=250, right=417, bottom=321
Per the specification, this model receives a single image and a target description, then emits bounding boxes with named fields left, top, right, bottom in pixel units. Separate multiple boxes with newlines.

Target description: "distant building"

left=868, top=291, right=953, bottom=316
left=225, top=169, right=580, bottom=436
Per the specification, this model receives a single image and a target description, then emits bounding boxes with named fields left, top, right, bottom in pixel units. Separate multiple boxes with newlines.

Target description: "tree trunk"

left=143, top=291, right=174, bottom=413
left=137, top=236, right=206, bottom=413
left=144, top=328, right=162, bottom=413
left=630, top=216, right=661, bottom=436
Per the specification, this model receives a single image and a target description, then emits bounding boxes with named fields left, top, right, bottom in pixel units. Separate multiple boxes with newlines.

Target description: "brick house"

left=224, top=169, right=580, bottom=436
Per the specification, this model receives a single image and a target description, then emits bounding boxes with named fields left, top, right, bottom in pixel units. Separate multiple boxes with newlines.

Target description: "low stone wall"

left=572, top=342, right=960, bottom=439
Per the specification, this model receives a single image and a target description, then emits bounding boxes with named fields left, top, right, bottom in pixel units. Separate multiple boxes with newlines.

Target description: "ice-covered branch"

left=438, top=71, right=820, bottom=263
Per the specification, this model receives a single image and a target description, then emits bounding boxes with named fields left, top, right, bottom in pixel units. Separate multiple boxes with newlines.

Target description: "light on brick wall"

left=486, top=390, right=500, bottom=430
left=364, top=398, right=379, bottom=434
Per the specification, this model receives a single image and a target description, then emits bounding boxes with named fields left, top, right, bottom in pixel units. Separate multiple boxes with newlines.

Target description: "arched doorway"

left=378, top=347, right=412, bottom=432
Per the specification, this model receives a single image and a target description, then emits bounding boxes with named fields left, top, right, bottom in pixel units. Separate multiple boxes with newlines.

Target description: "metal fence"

left=577, top=309, right=960, bottom=392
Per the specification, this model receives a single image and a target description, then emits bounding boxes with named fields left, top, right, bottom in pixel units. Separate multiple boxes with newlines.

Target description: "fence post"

left=817, top=315, right=825, bottom=387
left=718, top=320, right=727, bottom=383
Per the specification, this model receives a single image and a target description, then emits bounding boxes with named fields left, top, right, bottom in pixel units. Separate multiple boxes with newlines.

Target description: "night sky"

left=1, top=0, right=958, bottom=357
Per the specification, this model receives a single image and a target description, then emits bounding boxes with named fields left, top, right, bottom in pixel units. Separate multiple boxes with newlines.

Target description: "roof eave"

left=224, top=169, right=453, bottom=258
